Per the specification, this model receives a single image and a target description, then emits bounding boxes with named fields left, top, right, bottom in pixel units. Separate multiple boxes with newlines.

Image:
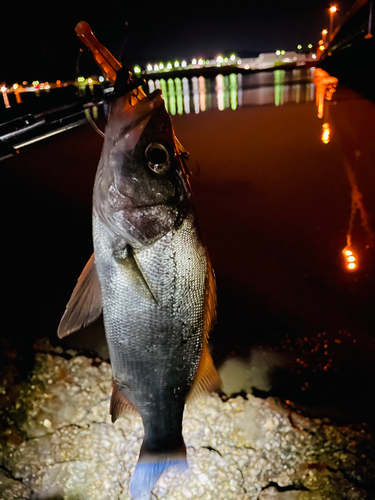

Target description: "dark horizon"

left=1, top=0, right=356, bottom=83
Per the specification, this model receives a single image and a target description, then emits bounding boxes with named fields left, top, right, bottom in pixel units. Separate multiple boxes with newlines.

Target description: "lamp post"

left=329, top=6, right=337, bottom=42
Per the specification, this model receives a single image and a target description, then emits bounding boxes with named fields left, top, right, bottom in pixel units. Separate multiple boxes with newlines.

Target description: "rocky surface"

left=1, top=340, right=374, bottom=500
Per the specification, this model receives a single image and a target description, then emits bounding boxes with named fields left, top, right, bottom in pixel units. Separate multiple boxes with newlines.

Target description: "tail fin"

left=129, top=452, right=187, bottom=499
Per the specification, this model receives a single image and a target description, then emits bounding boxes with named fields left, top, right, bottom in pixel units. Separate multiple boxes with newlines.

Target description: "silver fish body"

left=58, top=88, right=218, bottom=498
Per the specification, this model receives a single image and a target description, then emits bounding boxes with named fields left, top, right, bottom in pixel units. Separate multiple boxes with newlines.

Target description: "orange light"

left=319, top=45, right=325, bottom=51
left=330, top=6, right=337, bottom=13
left=322, top=29, right=328, bottom=35
left=342, top=246, right=358, bottom=271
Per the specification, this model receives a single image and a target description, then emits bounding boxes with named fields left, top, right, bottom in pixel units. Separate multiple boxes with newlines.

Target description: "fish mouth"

left=114, top=90, right=164, bottom=143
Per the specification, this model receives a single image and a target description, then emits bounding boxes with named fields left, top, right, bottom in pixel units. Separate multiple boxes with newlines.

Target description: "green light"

left=224, top=57, right=228, bottom=62
left=167, top=63, right=173, bottom=70
left=77, top=77, right=85, bottom=83
left=297, top=45, right=302, bottom=50
left=134, top=66, right=141, bottom=74
left=230, top=54, right=236, bottom=60
left=281, top=50, right=285, bottom=55
left=160, top=79, right=168, bottom=109
left=174, top=61, right=180, bottom=68
left=308, top=44, right=313, bottom=49
left=229, top=73, right=237, bottom=110
left=175, top=78, right=183, bottom=115
left=206, top=59, right=210, bottom=64
left=167, top=78, right=176, bottom=115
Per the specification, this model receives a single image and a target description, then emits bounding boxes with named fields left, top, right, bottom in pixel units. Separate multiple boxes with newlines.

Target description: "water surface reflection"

left=148, top=68, right=316, bottom=115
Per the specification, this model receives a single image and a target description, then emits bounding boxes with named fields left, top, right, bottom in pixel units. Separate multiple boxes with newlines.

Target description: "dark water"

left=2, top=67, right=375, bottom=425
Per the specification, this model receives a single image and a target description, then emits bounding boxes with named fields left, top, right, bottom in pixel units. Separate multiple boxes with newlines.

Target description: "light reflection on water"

left=148, top=68, right=316, bottom=115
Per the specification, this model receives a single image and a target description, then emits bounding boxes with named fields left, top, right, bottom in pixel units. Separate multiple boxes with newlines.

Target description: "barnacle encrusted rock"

left=0, top=341, right=374, bottom=500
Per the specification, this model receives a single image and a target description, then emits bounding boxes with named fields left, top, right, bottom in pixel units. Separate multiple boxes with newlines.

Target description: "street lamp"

left=329, top=6, right=338, bottom=42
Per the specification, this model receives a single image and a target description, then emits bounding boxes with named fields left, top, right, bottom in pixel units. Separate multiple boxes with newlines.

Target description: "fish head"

left=94, top=89, right=191, bottom=247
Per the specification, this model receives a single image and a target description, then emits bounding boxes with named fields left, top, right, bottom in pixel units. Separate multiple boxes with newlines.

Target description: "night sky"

left=2, top=0, right=355, bottom=83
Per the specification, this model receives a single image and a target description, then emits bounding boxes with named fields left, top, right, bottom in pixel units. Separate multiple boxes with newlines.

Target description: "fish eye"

left=145, top=142, right=171, bottom=174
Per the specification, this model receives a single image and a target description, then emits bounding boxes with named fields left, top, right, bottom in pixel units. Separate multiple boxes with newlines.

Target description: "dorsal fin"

left=203, top=256, right=217, bottom=341
left=110, top=382, right=137, bottom=422
left=187, top=343, right=221, bottom=402
left=57, top=254, right=102, bottom=338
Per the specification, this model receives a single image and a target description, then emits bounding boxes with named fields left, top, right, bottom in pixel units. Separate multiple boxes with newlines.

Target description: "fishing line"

left=75, top=48, right=105, bottom=138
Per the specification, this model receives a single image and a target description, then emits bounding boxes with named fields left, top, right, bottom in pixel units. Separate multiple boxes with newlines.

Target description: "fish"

left=58, top=85, right=219, bottom=498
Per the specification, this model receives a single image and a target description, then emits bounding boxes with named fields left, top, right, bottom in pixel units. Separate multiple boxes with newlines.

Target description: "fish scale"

left=93, top=210, right=206, bottom=400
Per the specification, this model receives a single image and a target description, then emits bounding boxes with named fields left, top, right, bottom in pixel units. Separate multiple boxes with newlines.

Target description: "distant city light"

left=134, top=66, right=141, bottom=74
left=224, top=57, right=228, bottom=62
left=281, top=50, right=286, bottom=55
left=192, top=58, right=197, bottom=65
left=330, top=6, right=337, bottom=13
left=276, top=50, right=281, bottom=55
left=322, top=29, right=328, bottom=35
left=297, top=45, right=302, bottom=49
left=237, top=59, right=242, bottom=64
left=308, top=44, right=313, bottom=49
left=181, top=61, right=187, bottom=67
left=159, top=63, right=164, bottom=70
left=198, top=58, right=204, bottom=65
left=167, top=62, right=173, bottom=70
left=312, top=54, right=317, bottom=59
left=13, top=83, right=19, bottom=90
left=174, top=61, right=180, bottom=67
left=230, top=54, right=236, bottom=60
left=32, top=81, right=39, bottom=87
left=87, top=78, right=93, bottom=84
left=77, top=77, right=85, bottom=83
left=56, top=80, right=61, bottom=85
left=99, top=76, right=104, bottom=82
left=1, top=86, right=7, bottom=93
left=154, top=64, right=159, bottom=71
left=216, top=55, right=223, bottom=63
left=147, top=64, right=153, bottom=71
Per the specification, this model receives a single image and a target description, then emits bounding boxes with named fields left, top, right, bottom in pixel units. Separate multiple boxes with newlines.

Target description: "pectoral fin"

left=115, top=246, right=157, bottom=304
left=57, top=254, right=102, bottom=338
